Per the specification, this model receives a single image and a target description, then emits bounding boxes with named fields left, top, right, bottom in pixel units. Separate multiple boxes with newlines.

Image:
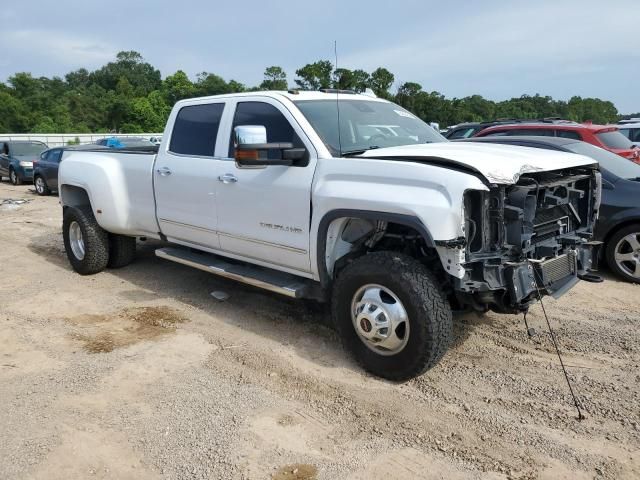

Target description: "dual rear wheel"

left=63, top=206, right=136, bottom=275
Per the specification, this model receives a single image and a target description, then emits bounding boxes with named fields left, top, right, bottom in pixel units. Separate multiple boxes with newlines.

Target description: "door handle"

left=156, top=167, right=172, bottom=176
left=218, top=173, right=238, bottom=184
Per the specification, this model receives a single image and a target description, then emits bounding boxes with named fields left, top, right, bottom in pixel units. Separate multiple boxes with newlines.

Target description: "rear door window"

left=169, top=103, right=226, bottom=157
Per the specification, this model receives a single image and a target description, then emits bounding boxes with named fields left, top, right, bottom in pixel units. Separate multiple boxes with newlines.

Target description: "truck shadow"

left=29, top=234, right=482, bottom=379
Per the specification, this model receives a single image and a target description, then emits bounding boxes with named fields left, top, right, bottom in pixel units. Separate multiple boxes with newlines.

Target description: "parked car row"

left=444, top=118, right=640, bottom=162
left=1, top=136, right=159, bottom=193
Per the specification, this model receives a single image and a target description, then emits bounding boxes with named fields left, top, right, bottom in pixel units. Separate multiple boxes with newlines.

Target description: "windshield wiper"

left=342, top=146, right=380, bottom=157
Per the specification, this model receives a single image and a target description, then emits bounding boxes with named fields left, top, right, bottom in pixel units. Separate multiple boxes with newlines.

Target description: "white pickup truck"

left=59, top=90, right=602, bottom=380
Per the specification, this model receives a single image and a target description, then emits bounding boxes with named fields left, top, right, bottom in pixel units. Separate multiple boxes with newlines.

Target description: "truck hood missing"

left=359, top=142, right=598, bottom=184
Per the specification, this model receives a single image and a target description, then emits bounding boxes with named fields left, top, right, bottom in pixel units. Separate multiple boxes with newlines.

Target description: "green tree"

left=127, top=97, right=165, bottom=132
left=31, top=116, right=58, bottom=133
left=194, top=72, right=230, bottom=96
left=0, top=91, right=29, bottom=132
left=92, top=51, right=161, bottom=95
left=260, top=66, right=288, bottom=90
left=162, top=70, right=195, bottom=104
left=332, top=68, right=370, bottom=92
left=294, top=60, right=333, bottom=90
left=65, top=68, right=91, bottom=89
left=567, top=96, right=618, bottom=124
left=369, top=67, right=394, bottom=99
left=226, top=80, right=246, bottom=93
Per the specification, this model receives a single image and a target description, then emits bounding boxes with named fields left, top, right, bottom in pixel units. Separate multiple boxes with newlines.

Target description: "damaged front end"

left=455, top=165, right=602, bottom=313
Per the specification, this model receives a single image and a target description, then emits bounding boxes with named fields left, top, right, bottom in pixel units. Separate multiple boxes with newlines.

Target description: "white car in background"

left=617, top=122, right=640, bottom=145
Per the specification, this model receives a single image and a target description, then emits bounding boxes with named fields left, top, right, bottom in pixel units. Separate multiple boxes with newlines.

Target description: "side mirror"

left=233, top=125, right=306, bottom=166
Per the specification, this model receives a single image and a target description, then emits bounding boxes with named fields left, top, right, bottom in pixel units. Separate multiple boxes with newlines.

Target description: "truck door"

left=214, top=98, right=317, bottom=274
left=154, top=101, right=227, bottom=248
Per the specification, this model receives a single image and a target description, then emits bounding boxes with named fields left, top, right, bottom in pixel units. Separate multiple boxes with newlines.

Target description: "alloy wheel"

left=614, top=232, right=640, bottom=280
left=69, top=221, right=86, bottom=260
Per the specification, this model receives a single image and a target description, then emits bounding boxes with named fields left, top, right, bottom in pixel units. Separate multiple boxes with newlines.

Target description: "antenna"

left=334, top=40, right=343, bottom=157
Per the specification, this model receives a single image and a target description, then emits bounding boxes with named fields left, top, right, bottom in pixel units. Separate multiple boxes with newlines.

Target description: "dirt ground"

left=1, top=181, right=638, bottom=480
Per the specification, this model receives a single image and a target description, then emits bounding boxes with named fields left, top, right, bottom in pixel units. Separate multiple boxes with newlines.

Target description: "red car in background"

left=474, top=120, right=640, bottom=162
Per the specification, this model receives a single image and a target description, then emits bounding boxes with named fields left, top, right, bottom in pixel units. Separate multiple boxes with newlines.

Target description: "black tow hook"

left=578, top=272, right=604, bottom=283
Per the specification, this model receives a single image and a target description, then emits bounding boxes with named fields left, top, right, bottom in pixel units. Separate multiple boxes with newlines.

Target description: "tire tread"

left=107, top=234, right=136, bottom=268
left=332, top=251, right=453, bottom=381
left=63, top=206, right=109, bottom=275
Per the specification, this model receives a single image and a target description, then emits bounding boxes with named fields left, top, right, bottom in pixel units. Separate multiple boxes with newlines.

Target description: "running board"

left=155, top=247, right=309, bottom=298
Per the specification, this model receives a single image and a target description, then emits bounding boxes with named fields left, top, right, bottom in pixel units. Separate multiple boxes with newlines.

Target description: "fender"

left=315, top=209, right=435, bottom=288
left=59, top=150, right=158, bottom=236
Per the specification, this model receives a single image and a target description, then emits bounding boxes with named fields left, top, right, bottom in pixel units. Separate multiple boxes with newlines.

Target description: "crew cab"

left=58, top=91, right=602, bottom=380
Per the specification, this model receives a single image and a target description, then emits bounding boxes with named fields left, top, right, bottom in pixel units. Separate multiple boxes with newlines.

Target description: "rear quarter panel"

left=59, top=151, right=158, bottom=236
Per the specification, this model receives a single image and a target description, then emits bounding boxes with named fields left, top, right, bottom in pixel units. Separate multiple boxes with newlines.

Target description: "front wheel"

left=63, top=206, right=109, bottom=275
left=332, top=251, right=453, bottom=381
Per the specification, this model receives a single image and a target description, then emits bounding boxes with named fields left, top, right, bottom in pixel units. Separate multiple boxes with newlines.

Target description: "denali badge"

left=260, top=222, right=303, bottom=234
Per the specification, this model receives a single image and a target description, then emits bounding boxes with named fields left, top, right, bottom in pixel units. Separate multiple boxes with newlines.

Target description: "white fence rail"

left=0, top=133, right=163, bottom=148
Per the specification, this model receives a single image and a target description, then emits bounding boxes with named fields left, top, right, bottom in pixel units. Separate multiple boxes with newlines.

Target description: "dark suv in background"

left=0, top=140, right=48, bottom=185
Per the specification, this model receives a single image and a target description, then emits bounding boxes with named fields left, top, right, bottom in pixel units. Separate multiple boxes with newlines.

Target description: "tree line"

left=0, top=51, right=626, bottom=134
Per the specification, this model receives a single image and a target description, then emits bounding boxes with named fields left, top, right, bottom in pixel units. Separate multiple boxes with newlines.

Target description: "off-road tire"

left=107, top=234, right=137, bottom=268
left=9, top=168, right=21, bottom=185
left=605, top=224, right=640, bottom=284
left=332, top=251, right=453, bottom=381
left=63, top=206, right=109, bottom=275
left=34, top=175, right=51, bottom=196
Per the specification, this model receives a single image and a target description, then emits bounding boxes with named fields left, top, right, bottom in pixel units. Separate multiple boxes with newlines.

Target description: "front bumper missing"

left=505, top=243, right=601, bottom=304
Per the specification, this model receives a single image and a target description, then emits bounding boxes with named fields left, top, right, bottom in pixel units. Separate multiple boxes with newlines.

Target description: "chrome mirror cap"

left=234, top=125, right=267, bottom=147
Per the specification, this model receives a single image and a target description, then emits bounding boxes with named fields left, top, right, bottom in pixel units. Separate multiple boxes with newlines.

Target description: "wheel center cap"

left=360, top=318, right=372, bottom=333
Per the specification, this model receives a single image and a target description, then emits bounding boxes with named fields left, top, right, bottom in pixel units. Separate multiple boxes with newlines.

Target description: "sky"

left=0, top=0, right=638, bottom=113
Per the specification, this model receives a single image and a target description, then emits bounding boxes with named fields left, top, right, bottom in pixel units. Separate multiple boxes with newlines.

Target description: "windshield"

left=294, top=99, right=446, bottom=155
left=596, top=130, right=634, bottom=150
left=10, top=142, right=47, bottom=156
left=565, top=141, right=640, bottom=179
